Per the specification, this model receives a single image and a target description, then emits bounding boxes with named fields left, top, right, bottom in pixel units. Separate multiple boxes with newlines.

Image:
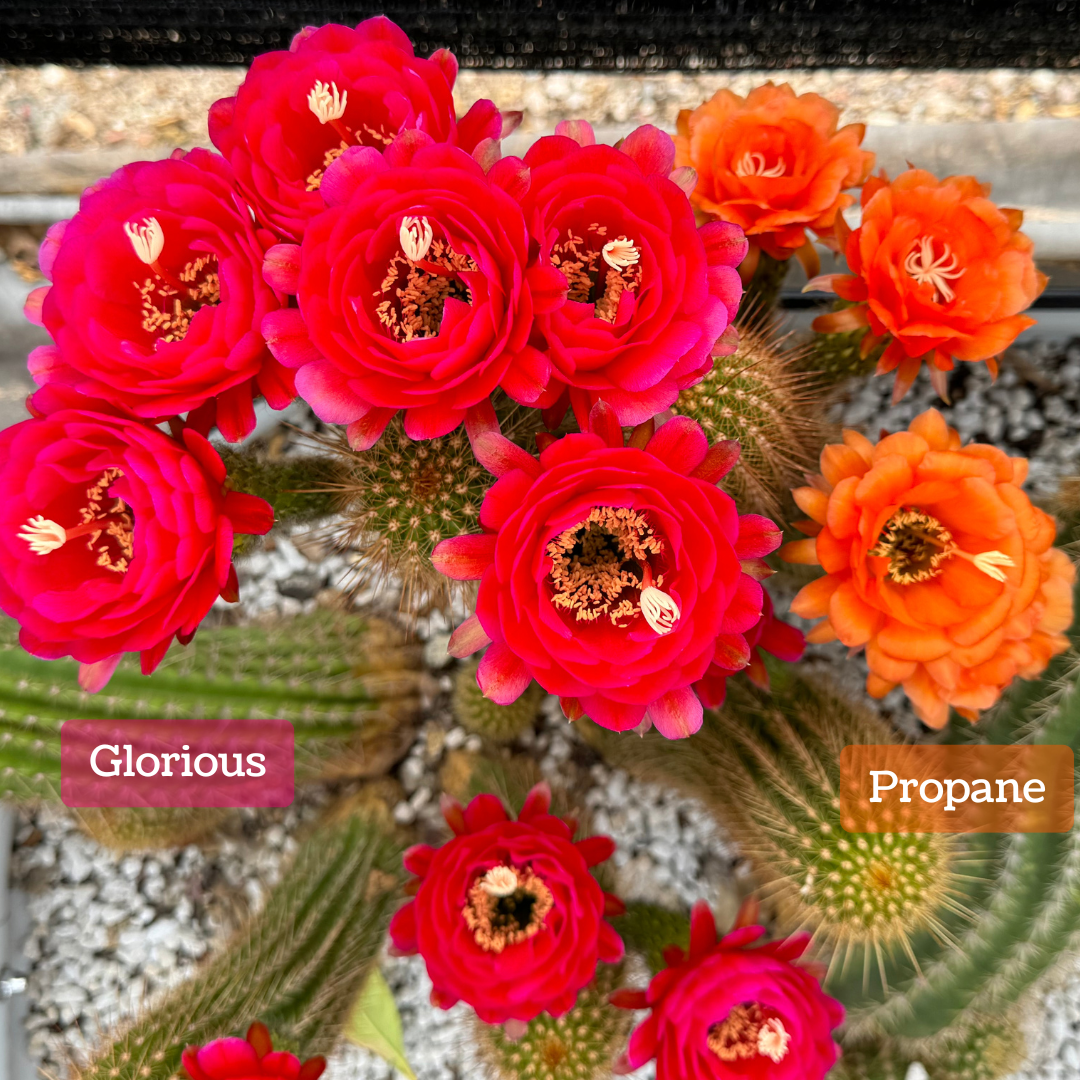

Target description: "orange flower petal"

left=791, top=573, right=844, bottom=618
left=866, top=639, right=917, bottom=682
left=793, top=486, right=829, bottom=525
left=871, top=431, right=929, bottom=467
left=816, top=527, right=852, bottom=574
left=915, top=452, right=996, bottom=485
left=866, top=672, right=897, bottom=699
left=829, top=579, right=883, bottom=646
left=842, top=429, right=875, bottom=464
left=948, top=592, right=1012, bottom=647
left=826, top=476, right=862, bottom=539
left=806, top=621, right=839, bottom=644
left=875, top=622, right=953, bottom=662
left=902, top=668, right=950, bottom=728
left=854, top=455, right=914, bottom=509
left=908, top=408, right=953, bottom=451
left=779, top=538, right=821, bottom=566
left=949, top=626, right=1006, bottom=669
left=932, top=478, right=1017, bottom=541
left=821, top=443, right=870, bottom=487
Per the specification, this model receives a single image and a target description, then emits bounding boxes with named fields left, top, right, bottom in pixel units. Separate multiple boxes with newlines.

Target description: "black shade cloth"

left=0, top=1, right=1078, bottom=68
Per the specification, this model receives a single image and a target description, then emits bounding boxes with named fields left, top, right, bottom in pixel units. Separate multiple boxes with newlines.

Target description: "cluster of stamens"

left=550, top=223, right=642, bottom=323
left=304, top=79, right=392, bottom=190
left=904, top=236, right=965, bottom=304
left=373, top=218, right=478, bottom=342
left=462, top=865, right=554, bottom=954
left=17, top=467, right=134, bottom=575
left=547, top=507, right=662, bottom=627
left=869, top=507, right=1014, bottom=584
left=733, top=150, right=786, bottom=178
left=707, top=1004, right=791, bottom=1064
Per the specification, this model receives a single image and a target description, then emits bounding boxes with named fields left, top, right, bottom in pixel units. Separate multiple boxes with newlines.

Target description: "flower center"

left=304, top=79, right=393, bottom=190
left=707, top=1003, right=791, bottom=1064
left=904, top=236, right=965, bottom=304
left=125, top=216, right=220, bottom=346
left=733, top=151, right=786, bottom=178
left=462, top=865, right=554, bottom=953
left=546, top=506, right=679, bottom=634
left=550, top=223, right=642, bottom=324
left=373, top=216, right=478, bottom=342
left=869, top=507, right=1014, bottom=585
left=17, top=468, right=134, bottom=575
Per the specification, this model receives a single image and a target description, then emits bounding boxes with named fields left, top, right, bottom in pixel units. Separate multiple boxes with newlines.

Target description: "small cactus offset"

left=74, top=807, right=231, bottom=853
left=671, top=314, right=828, bottom=517
left=453, top=659, right=543, bottom=743
left=739, top=250, right=791, bottom=314
left=216, top=445, right=343, bottom=528
left=0, top=611, right=425, bottom=804
left=76, top=811, right=402, bottom=1080
left=315, top=418, right=496, bottom=612
left=472, top=964, right=632, bottom=1080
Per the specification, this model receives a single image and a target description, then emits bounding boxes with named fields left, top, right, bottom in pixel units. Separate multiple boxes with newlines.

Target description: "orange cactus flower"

left=780, top=409, right=1074, bottom=728
left=810, top=168, right=1046, bottom=404
left=674, top=82, right=874, bottom=271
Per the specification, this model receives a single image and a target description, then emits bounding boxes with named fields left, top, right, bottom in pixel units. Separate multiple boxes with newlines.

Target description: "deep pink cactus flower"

left=432, top=402, right=783, bottom=738
left=25, top=148, right=293, bottom=443
left=612, top=902, right=844, bottom=1080
left=389, top=782, right=625, bottom=1026
left=519, top=121, right=747, bottom=428
left=261, top=136, right=567, bottom=449
left=0, top=387, right=272, bottom=692
left=182, top=1022, right=326, bottom=1080
left=208, top=17, right=513, bottom=240
left=694, top=590, right=805, bottom=708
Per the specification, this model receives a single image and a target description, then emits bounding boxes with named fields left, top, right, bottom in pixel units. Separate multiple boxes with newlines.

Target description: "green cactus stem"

left=76, top=811, right=402, bottom=1080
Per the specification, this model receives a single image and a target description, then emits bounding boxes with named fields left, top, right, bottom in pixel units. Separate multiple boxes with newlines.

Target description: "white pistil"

left=17, top=516, right=67, bottom=555
left=480, top=866, right=520, bottom=897
left=307, top=80, right=348, bottom=124
left=399, top=215, right=434, bottom=262
left=640, top=586, right=680, bottom=635
left=733, top=151, right=786, bottom=178
left=972, top=550, right=1015, bottom=582
left=124, top=216, right=165, bottom=265
left=601, top=236, right=641, bottom=271
left=904, top=236, right=965, bottom=304
left=756, top=1018, right=791, bottom=1063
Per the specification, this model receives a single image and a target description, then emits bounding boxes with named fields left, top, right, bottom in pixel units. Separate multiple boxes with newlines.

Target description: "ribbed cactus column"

left=77, top=812, right=402, bottom=1080
left=0, top=611, right=425, bottom=805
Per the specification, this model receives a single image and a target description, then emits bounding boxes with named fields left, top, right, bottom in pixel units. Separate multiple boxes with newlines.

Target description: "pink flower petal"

left=645, top=416, right=709, bottom=475
left=647, top=686, right=703, bottom=740
left=470, top=431, right=542, bottom=479
left=320, top=145, right=387, bottom=206
left=553, top=119, right=596, bottom=146
left=619, top=124, right=676, bottom=176
left=447, top=612, right=492, bottom=657
left=690, top=439, right=741, bottom=483
left=262, top=243, right=302, bottom=294
left=518, top=781, right=552, bottom=822
left=346, top=408, right=395, bottom=451
left=78, top=655, right=122, bottom=694
left=477, top=641, right=532, bottom=704
left=294, top=360, right=370, bottom=423
left=431, top=534, right=496, bottom=581
left=261, top=309, right=322, bottom=369
left=735, top=513, right=784, bottom=558
left=464, top=791, right=511, bottom=831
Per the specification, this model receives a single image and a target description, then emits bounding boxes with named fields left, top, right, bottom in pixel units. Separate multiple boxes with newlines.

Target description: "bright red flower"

left=520, top=121, right=747, bottom=427
left=694, top=590, right=805, bottom=708
left=431, top=403, right=782, bottom=739
left=0, top=387, right=272, bottom=691
left=182, top=1022, right=326, bottom=1080
left=389, top=782, right=624, bottom=1025
left=261, top=137, right=566, bottom=449
left=209, top=17, right=509, bottom=240
left=25, top=148, right=292, bottom=443
left=811, top=168, right=1045, bottom=403
left=612, top=902, right=843, bottom=1080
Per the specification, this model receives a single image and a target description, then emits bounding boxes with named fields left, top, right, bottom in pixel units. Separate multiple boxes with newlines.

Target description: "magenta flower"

left=209, top=17, right=512, bottom=240
left=261, top=136, right=567, bottom=449
left=26, top=148, right=292, bottom=443
left=182, top=1023, right=325, bottom=1080
left=520, top=121, right=747, bottom=427
left=431, top=402, right=782, bottom=739
left=612, top=902, right=844, bottom=1080
left=389, top=782, right=624, bottom=1025
left=0, top=387, right=272, bottom=691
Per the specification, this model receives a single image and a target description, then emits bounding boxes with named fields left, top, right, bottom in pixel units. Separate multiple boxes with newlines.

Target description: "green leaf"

left=344, top=967, right=415, bottom=1080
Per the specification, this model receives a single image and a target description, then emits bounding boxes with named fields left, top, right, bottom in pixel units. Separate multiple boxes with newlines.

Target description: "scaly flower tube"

left=389, top=782, right=625, bottom=1025
left=809, top=168, right=1045, bottom=403
left=431, top=402, right=782, bottom=739
left=781, top=408, right=1074, bottom=728
left=611, top=901, right=844, bottom=1080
